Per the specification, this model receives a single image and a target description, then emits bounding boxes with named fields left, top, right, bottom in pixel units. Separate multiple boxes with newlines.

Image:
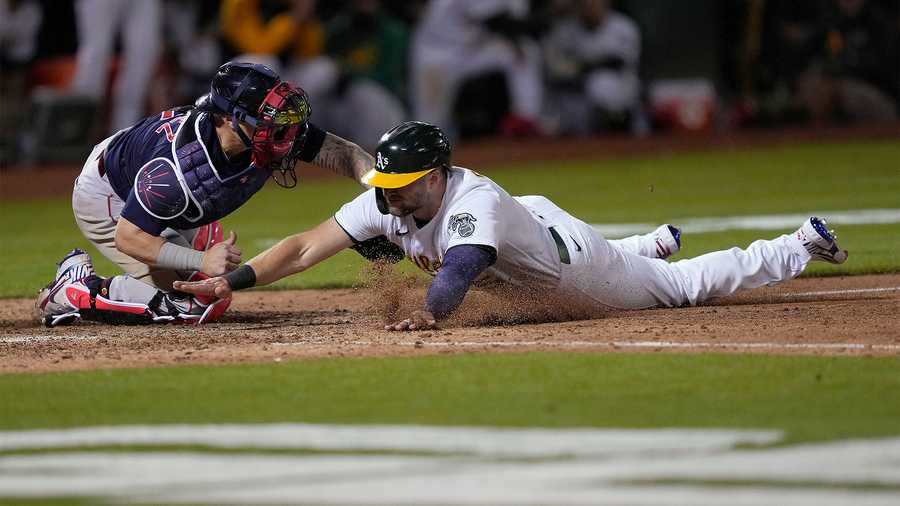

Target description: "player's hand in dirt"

left=385, top=310, right=437, bottom=331
left=174, top=276, right=233, bottom=300
left=201, top=231, right=242, bottom=276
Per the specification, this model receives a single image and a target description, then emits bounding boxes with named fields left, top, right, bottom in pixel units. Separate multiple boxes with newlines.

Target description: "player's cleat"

left=653, top=224, right=682, bottom=260
left=795, top=217, right=848, bottom=264
left=35, top=249, right=97, bottom=326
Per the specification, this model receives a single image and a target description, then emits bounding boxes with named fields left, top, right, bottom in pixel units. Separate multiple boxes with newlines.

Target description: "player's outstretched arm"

left=174, top=217, right=353, bottom=297
left=385, top=244, right=496, bottom=331
left=245, top=217, right=353, bottom=286
left=307, top=133, right=374, bottom=187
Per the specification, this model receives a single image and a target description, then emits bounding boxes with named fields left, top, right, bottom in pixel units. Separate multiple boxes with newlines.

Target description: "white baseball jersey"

left=334, top=167, right=562, bottom=288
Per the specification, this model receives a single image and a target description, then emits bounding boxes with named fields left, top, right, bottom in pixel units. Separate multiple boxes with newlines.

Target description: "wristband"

left=157, top=242, right=203, bottom=271
left=223, top=264, right=256, bottom=291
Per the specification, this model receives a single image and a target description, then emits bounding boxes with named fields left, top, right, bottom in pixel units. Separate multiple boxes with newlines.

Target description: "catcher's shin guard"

left=37, top=248, right=230, bottom=326
left=39, top=275, right=229, bottom=327
left=38, top=276, right=169, bottom=326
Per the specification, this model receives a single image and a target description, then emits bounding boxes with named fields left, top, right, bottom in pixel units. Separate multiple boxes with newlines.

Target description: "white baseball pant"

left=524, top=196, right=809, bottom=309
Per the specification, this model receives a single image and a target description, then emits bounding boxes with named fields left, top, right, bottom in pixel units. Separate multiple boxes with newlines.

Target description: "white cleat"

left=653, top=224, right=682, bottom=260
left=795, top=217, right=848, bottom=264
left=35, top=248, right=96, bottom=325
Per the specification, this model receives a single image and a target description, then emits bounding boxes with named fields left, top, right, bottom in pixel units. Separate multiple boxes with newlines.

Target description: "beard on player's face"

left=384, top=178, right=430, bottom=217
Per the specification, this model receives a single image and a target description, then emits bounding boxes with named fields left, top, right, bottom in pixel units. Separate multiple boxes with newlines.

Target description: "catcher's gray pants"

left=72, top=134, right=198, bottom=290
left=523, top=196, right=809, bottom=309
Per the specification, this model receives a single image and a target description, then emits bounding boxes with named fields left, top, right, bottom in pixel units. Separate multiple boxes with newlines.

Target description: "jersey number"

left=155, top=110, right=177, bottom=142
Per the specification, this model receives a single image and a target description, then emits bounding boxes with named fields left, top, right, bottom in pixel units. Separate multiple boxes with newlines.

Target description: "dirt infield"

left=2, top=274, right=897, bottom=373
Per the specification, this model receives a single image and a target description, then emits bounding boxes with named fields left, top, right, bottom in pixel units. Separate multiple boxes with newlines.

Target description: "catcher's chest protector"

left=136, top=111, right=271, bottom=230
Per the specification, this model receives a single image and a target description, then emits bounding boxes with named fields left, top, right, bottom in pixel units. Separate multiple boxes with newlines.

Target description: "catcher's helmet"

left=197, top=62, right=311, bottom=187
left=362, top=121, right=452, bottom=214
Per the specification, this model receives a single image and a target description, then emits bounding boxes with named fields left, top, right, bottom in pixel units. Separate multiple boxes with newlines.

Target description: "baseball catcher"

left=172, top=121, right=847, bottom=330
left=37, top=62, right=374, bottom=326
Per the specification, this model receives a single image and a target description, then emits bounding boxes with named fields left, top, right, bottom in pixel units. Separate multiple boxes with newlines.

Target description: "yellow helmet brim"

left=361, top=168, right=435, bottom=189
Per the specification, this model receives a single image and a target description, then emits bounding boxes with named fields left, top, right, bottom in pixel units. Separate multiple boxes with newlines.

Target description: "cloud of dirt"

left=359, top=262, right=610, bottom=327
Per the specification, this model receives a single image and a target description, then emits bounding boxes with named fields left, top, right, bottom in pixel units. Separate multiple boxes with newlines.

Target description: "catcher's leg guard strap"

left=65, top=277, right=157, bottom=325
left=71, top=275, right=185, bottom=325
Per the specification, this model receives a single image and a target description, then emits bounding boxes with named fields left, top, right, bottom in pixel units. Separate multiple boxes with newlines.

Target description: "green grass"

left=0, top=499, right=98, bottom=506
left=1, top=139, right=898, bottom=297
left=2, top=353, right=899, bottom=445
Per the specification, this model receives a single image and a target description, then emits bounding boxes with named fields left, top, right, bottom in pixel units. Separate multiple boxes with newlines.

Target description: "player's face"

left=383, top=178, right=429, bottom=217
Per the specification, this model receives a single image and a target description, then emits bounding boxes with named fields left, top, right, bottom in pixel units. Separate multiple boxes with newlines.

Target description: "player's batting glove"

left=385, top=310, right=437, bottom=332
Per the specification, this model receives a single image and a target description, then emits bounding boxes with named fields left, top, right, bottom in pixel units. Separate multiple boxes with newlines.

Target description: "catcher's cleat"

left=795, top=217, right=848, bottom=264
left=35, top=249, right=97, bottom=326
left=653, top=224, right=682, bottom=260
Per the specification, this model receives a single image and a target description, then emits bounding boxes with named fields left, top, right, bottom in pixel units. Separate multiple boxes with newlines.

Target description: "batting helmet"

left=363, top=121, right=451, bottom=214
left=197, top=62, right=311, bottom=187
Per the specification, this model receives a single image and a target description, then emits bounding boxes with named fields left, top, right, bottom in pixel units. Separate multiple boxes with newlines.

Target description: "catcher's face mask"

left=246, top=82, right=310, bottom=187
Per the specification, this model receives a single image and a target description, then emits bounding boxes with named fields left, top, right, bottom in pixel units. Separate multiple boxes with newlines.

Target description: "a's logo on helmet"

left=448, top=213, right=477, bottom=238
left=376, top=152, right=390, bottom=171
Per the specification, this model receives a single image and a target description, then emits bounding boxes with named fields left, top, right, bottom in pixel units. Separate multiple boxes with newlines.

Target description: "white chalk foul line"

left=591, top=208, right=900, bottom=237
left=0, top=335, right=98, bottom=344
left=783, top=286, right=900, bottom=297
left=607, top=341, right=900, bottom=351
left=273, top=340, right=900, bottom=352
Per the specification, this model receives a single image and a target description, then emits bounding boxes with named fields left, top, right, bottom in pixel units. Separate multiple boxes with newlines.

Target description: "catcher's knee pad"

left=192, top=221, right=224, bottom=251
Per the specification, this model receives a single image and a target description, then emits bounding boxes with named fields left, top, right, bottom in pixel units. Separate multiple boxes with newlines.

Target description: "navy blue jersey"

left=102, top=108, right=326, bottom=235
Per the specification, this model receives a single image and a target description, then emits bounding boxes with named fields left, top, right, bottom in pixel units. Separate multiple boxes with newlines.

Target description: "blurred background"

left=0, top=0, right=897, bottom=167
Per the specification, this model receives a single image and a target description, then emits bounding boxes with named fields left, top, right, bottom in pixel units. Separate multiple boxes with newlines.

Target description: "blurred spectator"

left=796, top=0, right=899, bottom=122
left=69, top=0, right=163, bottom=132
left=411, top=0, right=545, bottom=138
left=163, top=0, right=223, bottom=104
left=543, top=0, right=643, bottom=134
left=220, top=0, right=336, bottom=99
left=316, top=0, right=407, bottom=149
left=1, top=0, right=43, bottom=163
left=380, top=0, right=429, bottom=27
left=326, top=0, right=407, bottom=101
left=0, top=0, right=43, bottom=66
left=737, top=0, right=826, bottom=125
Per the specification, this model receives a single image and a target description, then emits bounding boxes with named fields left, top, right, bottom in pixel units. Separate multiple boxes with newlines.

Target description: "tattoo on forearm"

left=313, top=133, right=374, bottom=184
